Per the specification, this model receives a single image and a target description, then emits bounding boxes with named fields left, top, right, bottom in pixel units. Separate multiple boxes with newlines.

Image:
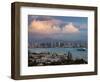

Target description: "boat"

left=77, top=48, right=86, bottom=51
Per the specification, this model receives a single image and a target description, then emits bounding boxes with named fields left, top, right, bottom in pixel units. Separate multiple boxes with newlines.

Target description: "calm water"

left=29, top=48, right=88, bottom=61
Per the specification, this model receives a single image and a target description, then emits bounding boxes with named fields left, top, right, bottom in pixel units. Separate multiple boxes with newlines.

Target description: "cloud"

left=29, top=20, right=61, bottom=34
left=28, top=15, right=62, bottom=26
left=79, top=24, right=87, bottom=30
left=29, top=19, right=79, bottom=35
left=62, top=23, right=79, bottom=33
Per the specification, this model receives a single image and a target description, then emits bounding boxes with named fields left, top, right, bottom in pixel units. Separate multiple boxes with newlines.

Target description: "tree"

left=67, top=51, right=73, bottom=61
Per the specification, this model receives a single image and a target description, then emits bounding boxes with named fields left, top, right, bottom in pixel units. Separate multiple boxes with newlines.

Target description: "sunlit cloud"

left=29, top=19, right=79, bottom=35
left=29, top=20, right=60, bottom=34
left=28, top=15, right=87, bottom=41
left=62, top=23, right=79, bottom=33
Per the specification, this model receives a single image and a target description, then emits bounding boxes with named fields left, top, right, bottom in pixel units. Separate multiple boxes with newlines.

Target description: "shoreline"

left=28, top=51, right=87, bottom=66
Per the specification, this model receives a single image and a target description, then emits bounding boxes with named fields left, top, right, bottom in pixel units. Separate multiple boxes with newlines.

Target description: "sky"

left=28, top=15, right=88, bottom=41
